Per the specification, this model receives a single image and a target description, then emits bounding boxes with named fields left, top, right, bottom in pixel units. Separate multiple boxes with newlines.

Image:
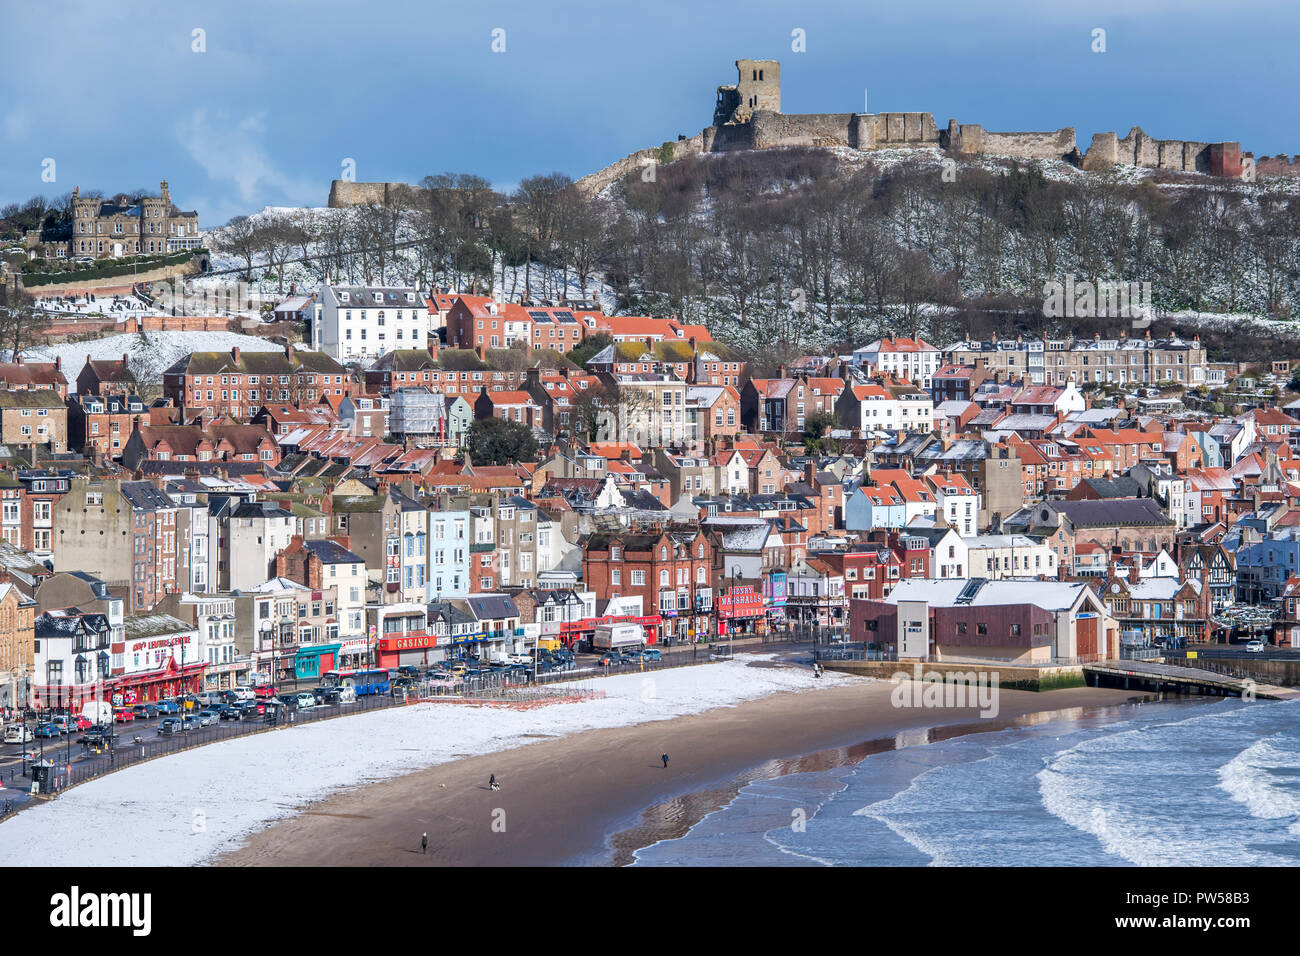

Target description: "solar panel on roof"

left=554, top=310, right=576, bottom=321
left=527, top=310, right=550, bottom=322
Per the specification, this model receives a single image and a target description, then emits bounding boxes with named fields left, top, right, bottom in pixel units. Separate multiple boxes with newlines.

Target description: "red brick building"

left=582, top=530, right=715, bottom=641
left=162, top=345, right=347, bottom=421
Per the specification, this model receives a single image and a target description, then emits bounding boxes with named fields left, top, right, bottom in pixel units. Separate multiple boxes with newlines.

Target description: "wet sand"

left=216, top=680, right=1142, bottom=867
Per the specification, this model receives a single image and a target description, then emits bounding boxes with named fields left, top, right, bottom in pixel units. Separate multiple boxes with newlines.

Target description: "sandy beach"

left=217, top=680, right=1141, bottom=867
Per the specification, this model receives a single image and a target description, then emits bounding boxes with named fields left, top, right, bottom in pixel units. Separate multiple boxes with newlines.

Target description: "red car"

left=113, top=708, right=135, bottom=723
left=72, top=714, right=92, bottom=731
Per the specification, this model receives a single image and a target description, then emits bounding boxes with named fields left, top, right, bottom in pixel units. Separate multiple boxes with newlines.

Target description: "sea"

left=629, top=697, right=1300, bottom=866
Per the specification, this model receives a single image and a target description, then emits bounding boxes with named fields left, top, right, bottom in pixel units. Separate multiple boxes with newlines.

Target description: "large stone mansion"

left=46, top=180, right=202, bottom=259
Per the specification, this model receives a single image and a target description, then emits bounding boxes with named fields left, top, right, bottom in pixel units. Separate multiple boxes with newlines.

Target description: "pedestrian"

left=421, top=832, right=428, bottom=854
left=489, top=773, right=499, bottom=791
left=661, top=753, right=669, bottom=769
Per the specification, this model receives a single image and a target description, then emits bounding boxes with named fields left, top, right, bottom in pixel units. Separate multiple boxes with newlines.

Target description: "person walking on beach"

left=421, top=832, right=428, bottom=854
left=661, top=753, right=669, bottom=769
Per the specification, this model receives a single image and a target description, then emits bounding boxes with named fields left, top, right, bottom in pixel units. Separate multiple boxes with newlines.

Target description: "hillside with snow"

left=20, top=331, right=286, bottom=394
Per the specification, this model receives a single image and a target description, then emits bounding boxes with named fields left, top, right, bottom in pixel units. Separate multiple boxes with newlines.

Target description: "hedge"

left=20, top=249, right=204, bottom=287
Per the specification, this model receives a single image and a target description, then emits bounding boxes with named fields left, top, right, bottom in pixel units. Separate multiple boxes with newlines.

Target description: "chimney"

left=427, top=338, right=439, bottom=358
left=286, top=344, right=295, bottom=362
left=232, top=346, right=241, bottom=364
left=54, top=356, right=60, bottom=371
left=122, top=353, right=129, bottom=367
left=476, top=344, right=486, bottom=361
left=778, top=365, right=787, bottom=379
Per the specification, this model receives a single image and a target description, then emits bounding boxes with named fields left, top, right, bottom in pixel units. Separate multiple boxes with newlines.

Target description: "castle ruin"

left=327, top=180, right=418, bottom=208
left=576, top=59, right=1268, bottom=195
left=704, top=59, right=1252, bottom=175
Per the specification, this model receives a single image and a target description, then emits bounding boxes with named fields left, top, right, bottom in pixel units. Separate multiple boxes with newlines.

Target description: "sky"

left=3, top=0, right=1297, bottom=226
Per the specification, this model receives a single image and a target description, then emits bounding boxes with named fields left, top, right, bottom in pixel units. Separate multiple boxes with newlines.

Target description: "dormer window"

left=339, top=292, right=349, bottom=303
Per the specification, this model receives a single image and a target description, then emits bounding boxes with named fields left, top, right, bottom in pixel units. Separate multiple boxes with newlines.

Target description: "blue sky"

left=3, top=0, right=1296, bottom=225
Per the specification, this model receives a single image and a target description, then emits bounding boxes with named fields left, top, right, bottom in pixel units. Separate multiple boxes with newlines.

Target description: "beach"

left=217, top=679, right=1140, bottom=867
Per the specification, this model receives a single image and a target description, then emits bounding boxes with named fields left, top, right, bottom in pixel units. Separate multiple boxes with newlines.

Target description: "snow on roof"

left=883, top=578, right=1090, bottom=612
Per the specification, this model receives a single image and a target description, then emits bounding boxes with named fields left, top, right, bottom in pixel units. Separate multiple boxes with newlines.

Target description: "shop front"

left=295, top=643, right=342, bottom=683
left=113, top=657, right=207, bottom=704
left=374, top=632, right=441, bottom=669
left=764, top=572, right=787, bottom=632
left=717, top=584, right=765, bottom=637
left=441, top=630, right=502, bottom=662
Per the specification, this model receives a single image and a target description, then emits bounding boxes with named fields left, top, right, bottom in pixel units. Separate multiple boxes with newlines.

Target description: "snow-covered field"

left=21, top=331, right=287, bottom=392
left=0, top=656, right=862, bottom=866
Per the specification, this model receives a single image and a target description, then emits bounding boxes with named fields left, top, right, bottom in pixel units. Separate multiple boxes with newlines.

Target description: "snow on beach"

left=0, top=656, right=863, bottom=867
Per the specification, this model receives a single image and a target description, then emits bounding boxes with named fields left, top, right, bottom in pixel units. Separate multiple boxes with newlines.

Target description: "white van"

left=3, top=724, right=32, bottom=745
left=336, top=685, right=357, bottom=704
left=80, top=701, right=113, bottom=726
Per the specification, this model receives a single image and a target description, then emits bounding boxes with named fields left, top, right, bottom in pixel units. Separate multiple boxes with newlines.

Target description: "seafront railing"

left=4, top=644, right=776, bottom=802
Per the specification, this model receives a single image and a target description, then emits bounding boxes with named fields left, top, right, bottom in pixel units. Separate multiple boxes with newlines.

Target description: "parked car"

left=295, top=692, right=317, bottom=710
left=196, top=710, right=219, bottom=727
left=3, top=724, right=32, bottom=744
left=34, top=723, right=60, bottom=738
left=158, top=717, right=182, bottom=736
left=131, top=703, right=157, bottom=720
left=113, top=708, right=135, bottom=724
left=179, top=714, right=198, bottom=731
left=596, top=653, right=622, bottom=667
left=621, top=650, right=645, bottom=662
left=396, top=665, right=421, bottom=679
left=216, top=704, right=241, bottom=721
left=77, top=726, right=116, bottom=747
left=50, top=715, right=73, bottom=734
left=1246, top=640, right=1266, bottom=653
left=642, top=648, right=663, bottom=662
left=238, top=702, right=263, bottom=719
left=155, top=699, right=180, bottom=716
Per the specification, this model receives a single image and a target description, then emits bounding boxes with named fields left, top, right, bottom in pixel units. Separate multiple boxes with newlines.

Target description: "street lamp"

left=260, top=620, right=273, bottom=696
left=731, top=569, right=741, bottom=658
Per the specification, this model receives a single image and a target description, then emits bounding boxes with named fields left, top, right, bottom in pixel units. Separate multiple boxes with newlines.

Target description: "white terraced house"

left=851, top=336, right=942, bottom=389
left=314, top=284, right=434, bottom=362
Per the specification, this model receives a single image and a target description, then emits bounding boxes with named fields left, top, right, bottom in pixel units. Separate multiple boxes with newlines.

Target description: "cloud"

left=175, top=109, right=317, bottom=212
